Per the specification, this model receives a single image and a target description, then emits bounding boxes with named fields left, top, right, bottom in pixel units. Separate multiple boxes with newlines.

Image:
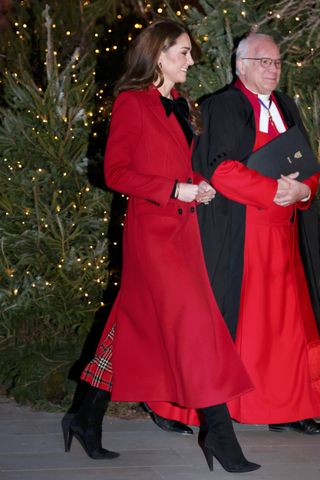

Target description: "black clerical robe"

left=193, top=84, right=320, bottom=339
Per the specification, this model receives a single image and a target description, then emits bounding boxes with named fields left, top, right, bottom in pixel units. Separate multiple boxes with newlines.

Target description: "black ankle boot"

left=62, top=384, right=119, bottom=460
left=199, top=404, right=260, bottom=473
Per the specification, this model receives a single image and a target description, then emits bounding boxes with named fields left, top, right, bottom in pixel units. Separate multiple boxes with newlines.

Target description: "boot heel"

left=66, top=426, right=74, bottom=452
left=201, top=445, right=214, bottom=471
left=61, top=414, right=74, bottom=452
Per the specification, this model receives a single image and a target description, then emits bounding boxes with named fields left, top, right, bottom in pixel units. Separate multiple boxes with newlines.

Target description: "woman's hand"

left=196, top=181, right=216, bottom=204
left=176, top=183, right=199, bottom=202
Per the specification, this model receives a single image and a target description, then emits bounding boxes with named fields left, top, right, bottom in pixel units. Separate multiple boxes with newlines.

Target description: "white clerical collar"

left=257, top=94, right=286, bottom=134
left=258, top=93, right=270, bottom=103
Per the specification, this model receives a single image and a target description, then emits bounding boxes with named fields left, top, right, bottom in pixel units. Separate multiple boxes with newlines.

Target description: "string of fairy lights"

left=0, top=0, right=317, bottom=308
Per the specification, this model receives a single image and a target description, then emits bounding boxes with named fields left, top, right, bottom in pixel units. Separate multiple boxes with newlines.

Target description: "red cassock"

left=81, top=86, right=252, bottom=420
left=213, top=84, right=320, bottom=423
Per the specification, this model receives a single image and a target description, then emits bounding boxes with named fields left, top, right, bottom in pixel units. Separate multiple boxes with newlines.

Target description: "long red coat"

left=81, top=86, right=252, bottom=414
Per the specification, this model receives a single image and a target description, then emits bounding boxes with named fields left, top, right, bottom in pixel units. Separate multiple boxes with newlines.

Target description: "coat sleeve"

left=104, top=91, right=175, bottom=207
left=212, top=160, right=278, bottom=209
left=297, top=173, right=320, bottom=210
left=193, top=171, right=207, bottom=184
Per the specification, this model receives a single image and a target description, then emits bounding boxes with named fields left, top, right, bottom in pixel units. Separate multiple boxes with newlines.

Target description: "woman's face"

left=158, top=33, right=194, bottom=87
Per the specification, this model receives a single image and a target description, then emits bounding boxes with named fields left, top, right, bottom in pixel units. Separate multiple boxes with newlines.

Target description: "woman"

left=62, top=19, right=260, bottom=473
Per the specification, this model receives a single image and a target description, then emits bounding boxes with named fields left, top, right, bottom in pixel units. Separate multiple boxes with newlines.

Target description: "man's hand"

left=196, top=181, right=216, bottom=204
left=273, top=172, right=311, bottom=206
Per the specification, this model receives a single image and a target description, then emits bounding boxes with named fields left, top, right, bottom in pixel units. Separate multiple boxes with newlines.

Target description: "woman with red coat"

left=62, top=19, right=259, bottom=473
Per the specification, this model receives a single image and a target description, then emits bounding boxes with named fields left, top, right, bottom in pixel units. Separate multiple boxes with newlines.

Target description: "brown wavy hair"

left=114, top=18, right=202, bottom=133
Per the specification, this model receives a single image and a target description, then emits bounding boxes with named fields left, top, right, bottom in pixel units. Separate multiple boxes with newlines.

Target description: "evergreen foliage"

left=0, top=0, right=126, bottom=407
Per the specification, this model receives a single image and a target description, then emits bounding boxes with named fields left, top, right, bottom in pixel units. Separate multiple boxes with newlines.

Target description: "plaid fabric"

left=81, top=322, right=116, bottom=392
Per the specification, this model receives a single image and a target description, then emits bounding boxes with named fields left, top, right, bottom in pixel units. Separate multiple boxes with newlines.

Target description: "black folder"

left=246, top=125, right=320, bottom=180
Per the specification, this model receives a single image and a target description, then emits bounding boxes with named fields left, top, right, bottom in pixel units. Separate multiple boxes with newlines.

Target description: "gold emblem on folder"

left=294, top=150, right=303, bottom=159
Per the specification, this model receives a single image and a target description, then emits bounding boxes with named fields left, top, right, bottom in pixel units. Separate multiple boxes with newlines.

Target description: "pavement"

left=0, top=396, right=320, bottom=480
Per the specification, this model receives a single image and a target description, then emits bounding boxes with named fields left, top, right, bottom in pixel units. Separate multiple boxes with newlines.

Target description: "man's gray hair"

left=235, top=33, right=277, bottom=75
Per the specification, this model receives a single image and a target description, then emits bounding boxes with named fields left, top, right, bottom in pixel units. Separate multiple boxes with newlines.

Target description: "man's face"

left=238, top=39, right=281, bottom=95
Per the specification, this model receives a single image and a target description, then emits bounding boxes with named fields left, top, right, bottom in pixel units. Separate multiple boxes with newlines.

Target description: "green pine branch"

left=0, top=1, right=115, bottom=406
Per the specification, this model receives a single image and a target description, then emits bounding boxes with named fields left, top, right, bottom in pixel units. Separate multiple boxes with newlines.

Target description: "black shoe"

left=141, top=403, right=193, bottom=435
left=151, top=413, right=193, bottom=435
left=269, top=419, right=320, bottom=434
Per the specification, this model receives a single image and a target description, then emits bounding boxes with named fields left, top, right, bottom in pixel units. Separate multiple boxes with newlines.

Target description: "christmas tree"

left=0, top=0, right=147, bottom=407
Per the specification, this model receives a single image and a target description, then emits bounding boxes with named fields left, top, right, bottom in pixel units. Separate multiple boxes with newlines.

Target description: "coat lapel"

left=145, top=87, right=191, bottom=157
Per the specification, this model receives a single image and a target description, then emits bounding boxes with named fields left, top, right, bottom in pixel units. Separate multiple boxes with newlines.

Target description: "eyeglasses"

left=241, top=57, right=282, bottom=69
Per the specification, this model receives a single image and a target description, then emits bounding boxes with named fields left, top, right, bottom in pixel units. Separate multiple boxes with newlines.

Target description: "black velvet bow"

left=160, top=96, right=193, bottom=147
left=160, top=96, right=189, bottom=118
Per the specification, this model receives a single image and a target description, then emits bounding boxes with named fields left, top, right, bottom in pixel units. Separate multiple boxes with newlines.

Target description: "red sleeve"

left=104, top=92, right=175, bottom=207
left=193, top=171, right=207, bottom=184
left=212, top=160, right=278, bottom=209
left=297, top=173, right=320, bottom=210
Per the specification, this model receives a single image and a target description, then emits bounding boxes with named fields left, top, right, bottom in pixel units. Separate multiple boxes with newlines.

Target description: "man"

left=192, top=32, right=320, bottom=433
